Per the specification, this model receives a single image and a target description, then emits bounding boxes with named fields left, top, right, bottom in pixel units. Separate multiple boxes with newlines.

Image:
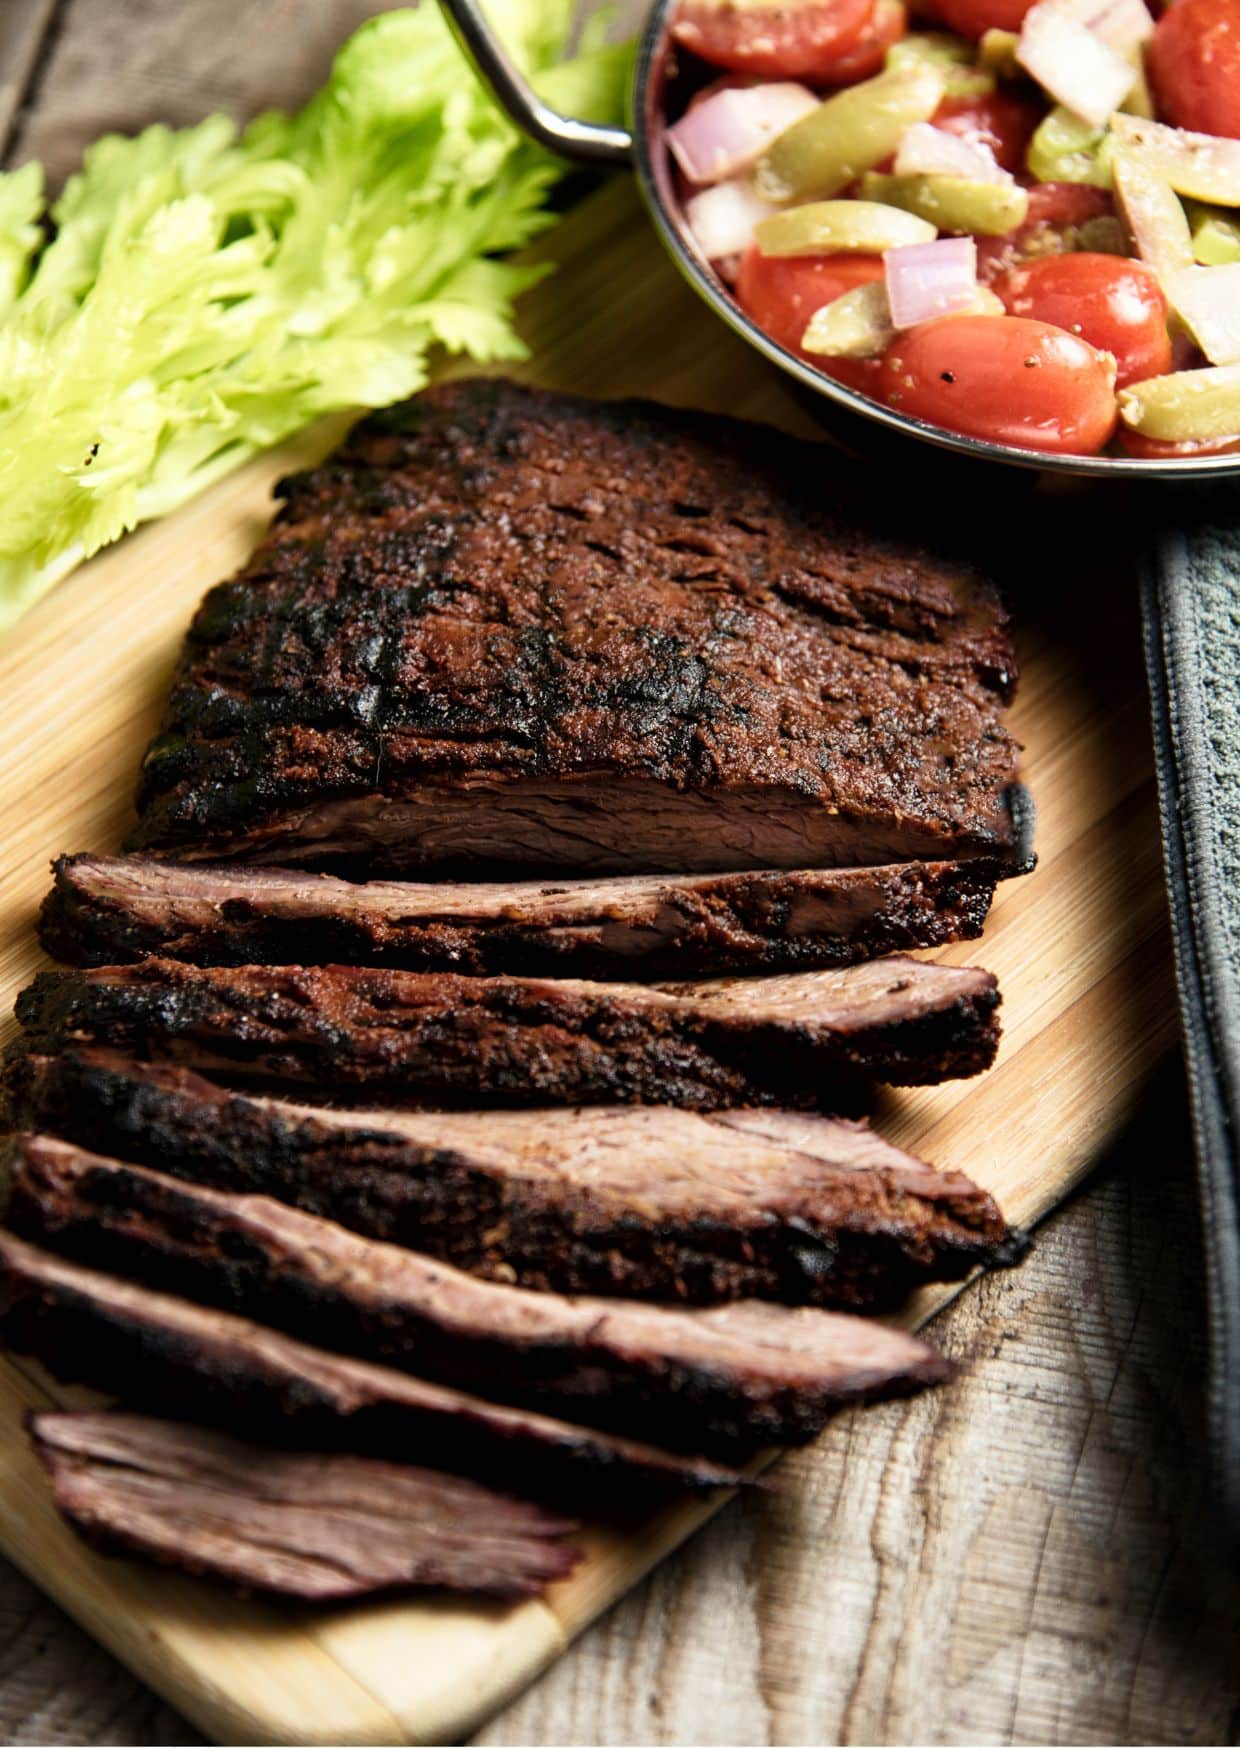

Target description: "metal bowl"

left=441, top=0, right=1240, bottom=481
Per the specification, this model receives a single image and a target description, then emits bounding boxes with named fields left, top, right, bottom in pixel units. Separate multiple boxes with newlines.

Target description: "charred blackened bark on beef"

left=40, top=853, right=1007, bottom=979
left=8, top=1135, right=953, bottom=1454
left=126, top=379, right=1025, bottom=876
left=0, top=1232, right=743, bottom=1494
left=13, top=956, right=1002, bottom=1107
left=5, top=1051, right=1013, bottom=1309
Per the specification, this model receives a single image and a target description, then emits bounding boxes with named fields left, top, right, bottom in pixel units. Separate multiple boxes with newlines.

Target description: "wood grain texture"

left=0, top=171, right=1188, bottom=1745
left=483, top=1077, right=1240, bottom=1748
left=3, top=0, right=407, bottom=185
left=0, top=0, right=60, bottom=163
left=0, top=0, right=1229, bottom=1740
left=0, top=1091, right=1232, bottom=1748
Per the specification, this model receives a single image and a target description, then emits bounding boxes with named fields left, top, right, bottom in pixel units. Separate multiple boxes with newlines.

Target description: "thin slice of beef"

left=126, top=378, right=1025, bottom=876
left=39, top=853, right=1007, bottom=980
left=13, top=956, right=1001, bottom=1106
left=0, top=1233, right=742, bottom=1493
left=8, top=1136, right=952, bottom=1454
left=30, top=1412, right=579, bottom=1601
left=6, top=1051, right=1012, bottom=1309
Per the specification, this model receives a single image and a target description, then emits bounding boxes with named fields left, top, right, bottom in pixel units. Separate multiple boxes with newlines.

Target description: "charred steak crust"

left=40, top=853, right=1005, bottom=979
left=29, top=1412, right=581, bottom=1601
left=8, top=1135, right=953, bottom=1455
left=125, top=378, right=1023, bottom=874
left=0, top=1233, right=742, bottom=1493
left=5, top=1051, right=1012, bottom=1311
left=12, top=957, right=1001, bottom=1107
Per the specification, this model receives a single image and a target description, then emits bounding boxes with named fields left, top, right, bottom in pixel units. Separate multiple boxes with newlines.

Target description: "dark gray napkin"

left=1142, top=515, right=1240, bottom=1537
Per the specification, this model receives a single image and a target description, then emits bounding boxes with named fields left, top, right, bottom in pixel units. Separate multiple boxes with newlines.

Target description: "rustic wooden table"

left=1, top=4, right=1237, bottom=1743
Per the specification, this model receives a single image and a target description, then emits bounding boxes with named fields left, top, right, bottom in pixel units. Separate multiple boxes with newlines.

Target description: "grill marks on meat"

left=40, top=853, right=1005, bottom=979
left=13, top=957, right=1001, bottom=1107
left=8, top=379, right=1028, bottom=1563
left=8, top=1136, right=952, bottom=1454
left=6, top=1052, right=1011, bottom=1309
left=30, top=1412, right=580, bottom=1600
left=125, top=379, right=1023, bottom=874
left=0, top=1232, right=742, bottom=1492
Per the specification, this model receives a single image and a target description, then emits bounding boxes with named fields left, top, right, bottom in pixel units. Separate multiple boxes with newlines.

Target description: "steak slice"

left=40, top=852, right=1006, bottom=980
left=30, top=1412, right=579, bottom=1601
left=0, top=1233, right=741, bottom=1493
left=13, top=956, right=1001, bottom=1106
left=126, top=378, right=1024, bottom=875
left=9, top=1136, right=952, bottom=1454
left=6, top=1051, right=1012, bottom=1309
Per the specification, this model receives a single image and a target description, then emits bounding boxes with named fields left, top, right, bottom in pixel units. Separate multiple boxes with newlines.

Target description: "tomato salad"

left=664, top=0, right=1240, bottom=458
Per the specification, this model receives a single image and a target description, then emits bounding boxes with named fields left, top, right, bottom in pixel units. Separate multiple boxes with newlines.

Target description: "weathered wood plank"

left=0, top=0, right=60, bottom=164
left=480, top=1079, right=1236, bottom=1748
left=0, top=0, right=1230, bottom=1743
left=0, top=1080, right=1228, bottom=1747
left=6, top=0, right=406, bottom=186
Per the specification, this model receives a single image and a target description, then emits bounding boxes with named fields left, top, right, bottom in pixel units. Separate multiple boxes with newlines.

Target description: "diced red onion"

left=1017, top=2, right=1137, bottom=127
left=686, top=180, right=777, bottom=263
left=666, top=83, right=820, bottom=186
left=894, top=122, right=1011, bottom=186
left=884, top=237, right=979, bottom=328
left=1063, top=0, right=1153, bottom=48
left=1165, top=265, right=1240, bottom=366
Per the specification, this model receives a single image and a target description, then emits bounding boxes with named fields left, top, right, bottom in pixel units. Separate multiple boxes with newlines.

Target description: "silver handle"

left=440, top=0, right=634, bottom=167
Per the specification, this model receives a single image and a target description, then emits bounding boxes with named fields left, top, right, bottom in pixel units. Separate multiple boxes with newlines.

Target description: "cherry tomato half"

left=814, top=0, right=908, bottom=86
left=927, top=0, right=1037, bottom=42
left=672, top=0, right=875, bottom=79
left=878, top=315, right=1118, bottom=454
left=992, top=253, right=1172, bottom=388
left=934, top=90, right=1042, bottom=174
left=736, top=247, right=884, bottom=391
left=1149, top=0, right=1240, bottom=139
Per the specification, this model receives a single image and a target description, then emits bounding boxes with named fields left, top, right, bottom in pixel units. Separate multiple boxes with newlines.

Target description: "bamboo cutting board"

left=0, top=176, right=1178, bottom=1746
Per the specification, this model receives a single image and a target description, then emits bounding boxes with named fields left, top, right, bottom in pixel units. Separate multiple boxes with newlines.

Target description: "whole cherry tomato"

left=878, top=315, right=1118, bottom=454
left=1149, top=0, right=1240, bottom=138
left=814, top=0, right=907, bottom=86
left=926, top=0, right=1037, bottom=41
left=933, top=89, right=1042, bottom=173
left=672, top=0, right=876, bottom=78
left=992, top=253, right=1172, bottom=387
left=736, top=247, right=884, bottom=391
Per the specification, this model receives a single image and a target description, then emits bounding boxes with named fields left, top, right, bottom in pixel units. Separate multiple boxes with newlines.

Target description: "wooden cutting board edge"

left=0, top=176, right=1179, bottom=1745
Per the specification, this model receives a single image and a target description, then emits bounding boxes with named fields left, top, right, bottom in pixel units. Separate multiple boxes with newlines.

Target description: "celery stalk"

left=0, top=3, right=633, bottom=633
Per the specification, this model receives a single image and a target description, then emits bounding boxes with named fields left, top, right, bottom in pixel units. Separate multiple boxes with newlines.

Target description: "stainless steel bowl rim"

left=446, top=0, right=1240, bottom=481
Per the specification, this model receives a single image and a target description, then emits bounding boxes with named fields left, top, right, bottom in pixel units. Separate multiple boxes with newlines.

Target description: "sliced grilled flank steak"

left=40, top=853, right=1007, bottom=980
left=13, top=956, right=1001, bottom=1106
left=126, top=378, right=1025, bottom=876
left=30, top=1412, right=579, bottom=1601
left=6, top=1052, right=1012, bottom=1308
left=9, top=1137, right=952, bottom=1454
left=0, top=1234, right=741, bottom=1493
